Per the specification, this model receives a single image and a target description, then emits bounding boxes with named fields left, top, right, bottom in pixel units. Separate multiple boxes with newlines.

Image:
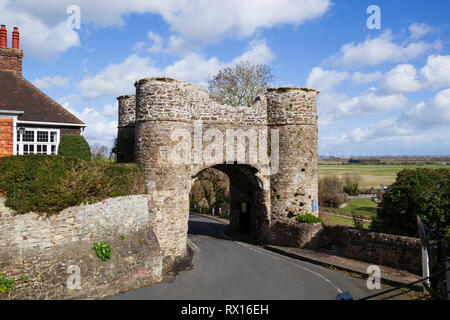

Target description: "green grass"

left=321, top=214, right=370, bottom=229
left=336, top=199, right=377, bottom=219
left=318, top=164, right=448, bottom=189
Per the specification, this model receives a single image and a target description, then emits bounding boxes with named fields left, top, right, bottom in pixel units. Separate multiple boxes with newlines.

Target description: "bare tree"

left=208, top=61, right=274, bottom=107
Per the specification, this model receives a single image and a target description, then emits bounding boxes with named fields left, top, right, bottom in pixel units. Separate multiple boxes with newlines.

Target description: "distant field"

left=318, top=164, right=448, bottom=189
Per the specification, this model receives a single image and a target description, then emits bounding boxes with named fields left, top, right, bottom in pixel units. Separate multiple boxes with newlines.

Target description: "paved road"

left=112, top=214, right=398, bottom=300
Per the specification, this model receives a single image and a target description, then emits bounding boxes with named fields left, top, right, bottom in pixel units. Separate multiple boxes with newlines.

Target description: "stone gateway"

left=117, top=77, right=319, bottom=262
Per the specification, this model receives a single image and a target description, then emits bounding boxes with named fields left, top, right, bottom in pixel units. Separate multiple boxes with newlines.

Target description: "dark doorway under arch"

left=190, top=164, right=268, bottom=242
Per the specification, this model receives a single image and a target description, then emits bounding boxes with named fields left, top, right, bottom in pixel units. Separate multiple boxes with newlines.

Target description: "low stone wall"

left=0, top=195, right=163, bottom=300
left=322, top=225, right=450, bottom=275
left=269, top=218, right=324, bottom=249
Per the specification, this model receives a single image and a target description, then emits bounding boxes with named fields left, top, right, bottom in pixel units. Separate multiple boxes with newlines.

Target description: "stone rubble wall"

left=0, top=195, right=163, bottom=300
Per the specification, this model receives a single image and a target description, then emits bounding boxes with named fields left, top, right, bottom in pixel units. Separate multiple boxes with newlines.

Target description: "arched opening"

left=189, top=164, right=267, bottom=242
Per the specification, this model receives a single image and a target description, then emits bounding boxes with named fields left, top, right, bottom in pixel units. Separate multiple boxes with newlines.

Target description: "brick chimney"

left=0, top=25, right=23, bottom=75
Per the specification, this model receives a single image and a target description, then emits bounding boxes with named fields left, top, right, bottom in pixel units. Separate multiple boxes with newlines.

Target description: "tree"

left=370, top=168, right=450, bottom=238
left=318, top=175, right=347, bottom=208
left=208, top=61, right=274, bottom=107
left=343, top=173, right=362, bottom=196
left=190, top=168, right=229, bottom=214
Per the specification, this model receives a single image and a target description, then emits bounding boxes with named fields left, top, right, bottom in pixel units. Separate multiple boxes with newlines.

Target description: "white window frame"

left=16, top=127, right=60, bottom=155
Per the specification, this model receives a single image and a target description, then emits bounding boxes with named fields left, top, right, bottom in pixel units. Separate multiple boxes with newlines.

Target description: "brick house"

left=0, top=25, right=85, bottom=157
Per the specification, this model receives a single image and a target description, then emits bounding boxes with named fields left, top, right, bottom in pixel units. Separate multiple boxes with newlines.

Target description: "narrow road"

left=112, top=214, right=395, bottom=300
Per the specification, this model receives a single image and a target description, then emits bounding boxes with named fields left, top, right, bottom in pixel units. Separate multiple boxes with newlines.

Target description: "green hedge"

left=58, top=135, right=91, bottom=161
left=0, top=155, right=146, bottom=216
left=296, top=213, right=323, bottom=224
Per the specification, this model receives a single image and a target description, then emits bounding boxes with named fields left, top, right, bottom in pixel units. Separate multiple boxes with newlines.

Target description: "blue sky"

left=1, top=0, right=449, bottom=156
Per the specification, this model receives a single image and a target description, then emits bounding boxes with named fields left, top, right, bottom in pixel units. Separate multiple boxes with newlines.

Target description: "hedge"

left=0, top=155, right=147, bottom=216
left=58, top=135, right=91, bottom=161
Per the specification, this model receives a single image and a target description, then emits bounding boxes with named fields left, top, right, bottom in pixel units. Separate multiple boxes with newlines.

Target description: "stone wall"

left=322, top=225, right=450, bottom=275
left=0, top=195, right=163, bottom=300
left=269, top=218, right=324, bottom=249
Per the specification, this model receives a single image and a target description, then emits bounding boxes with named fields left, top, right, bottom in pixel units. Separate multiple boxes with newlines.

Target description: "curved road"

left=112, top=214, right=389, bottom=300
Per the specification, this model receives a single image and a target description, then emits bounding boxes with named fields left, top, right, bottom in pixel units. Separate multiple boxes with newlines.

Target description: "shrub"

left=58, top=135, right=91, bottom=161
left=370, top=168, right=450, bottom=238
left=0, top=155, right=146, bottom=216
left=296, top=213, right=323, bottom=224
left=92, top=241, right=112, bottom=261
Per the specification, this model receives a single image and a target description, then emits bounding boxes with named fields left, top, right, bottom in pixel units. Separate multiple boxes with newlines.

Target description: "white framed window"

left=16, top=128, right=60, bottom=155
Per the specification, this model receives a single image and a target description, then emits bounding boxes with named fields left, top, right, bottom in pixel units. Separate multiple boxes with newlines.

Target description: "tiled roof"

left=0, top=70, right=85, bottom=125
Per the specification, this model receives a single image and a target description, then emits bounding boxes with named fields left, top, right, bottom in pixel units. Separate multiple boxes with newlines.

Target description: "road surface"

left=112, top=214, right=401, bottom=300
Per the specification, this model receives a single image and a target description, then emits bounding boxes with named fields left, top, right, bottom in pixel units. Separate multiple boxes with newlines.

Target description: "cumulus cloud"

left=32, top=75, right=71, bottom=90
left=62, top=102, right=118, bottom=146
left=78, top=54, right=160, bottom=99
left=6, top=0, right=331, bottom=59
left=0, top=0, right=80, bottom=61
left=318, top=88, right=407, bottom=126
left=420, top=55, right=450, bottom=90
left=306, top=67, right=382, bottom=92
left=331, top=30, right=438, bottom=69
left=79, top=38, right=275, bottom=99
left=381, top=64, right=422, bottom=93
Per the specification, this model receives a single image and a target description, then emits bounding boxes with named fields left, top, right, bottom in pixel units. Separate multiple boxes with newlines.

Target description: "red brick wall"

left=0, top=47, right=23, bottom=74
left=0, top=117, right=13, bottom=157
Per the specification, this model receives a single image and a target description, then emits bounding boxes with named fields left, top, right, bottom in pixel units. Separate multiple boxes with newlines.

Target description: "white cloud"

left=102, top=103, right=118, bottom=117
left=32, top=75, right=70, bottom=90
left=306, top=68, right=349, bottom=91
left=402, top=88, right=450, bottom=126
left=79, top=54, right=160, bottom=99
left=409, top=23, right=437, bottom=39
left=332, top=30, right=437, bottom=69
left=0, top=0, right=80, bottom=61
left=381, top=64, right=422, bottom=93
left=80, top=38, right=275, bottom=99
left=6, top=0, right=331, bottom=53
left=63, top=103, right=118, bottom=146
left=318, top=88, right=407, bottom=125
left=306, top=67, right=382, bottom=91
left=146, top=31, right=164, bottom=53
left=420, top=55, right=450, bottom=90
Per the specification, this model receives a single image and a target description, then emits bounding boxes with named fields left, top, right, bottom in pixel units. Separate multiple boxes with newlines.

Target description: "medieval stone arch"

left=117, top=77, right=319, bottom=262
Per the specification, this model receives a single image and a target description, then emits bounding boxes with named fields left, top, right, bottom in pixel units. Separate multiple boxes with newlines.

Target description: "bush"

left=370, top=168, right=450, bottom=238
left=0, top=155, right=146, bottom=216
left=296, top=213, right=323, bottom=224
left=58, top=135, right=91, bottom=161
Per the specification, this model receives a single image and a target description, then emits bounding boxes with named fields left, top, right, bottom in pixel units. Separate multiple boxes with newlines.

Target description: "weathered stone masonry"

left=0, top=196, right=163, bottom=300
left=117, top=77, right=320, bottom=261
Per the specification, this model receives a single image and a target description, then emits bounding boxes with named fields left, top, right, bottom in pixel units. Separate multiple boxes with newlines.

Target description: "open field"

left=320, top=212, right=371, bottom=229
left=336, top=199, right=377, bottom=219
left=318, top=164, right=448, bottom=189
